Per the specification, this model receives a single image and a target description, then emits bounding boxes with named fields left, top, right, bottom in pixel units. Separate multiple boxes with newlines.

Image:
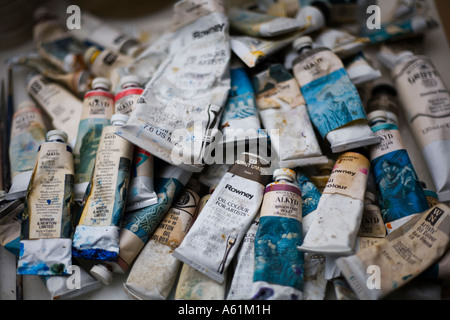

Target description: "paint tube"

left=116, top=10, right=230, bottom=173
left=251, top=168, right=304, bottom=300
left=0, top=199, right=23, bottom=256
left=253, top=61, right=327, bottom=168
left=367, top=110, right=429, bottom=234
left=308, top=159, right=334, bottom=194
left=358, top=204, right=386, bottom=239
left=344, top=54, right=381, bottom=86
left=72, top=114, right=133, bottom=262
left=26, top=73, right=83, bottom=148
left=226, top=214, right=259, bottom=300
left=123, top=179, right=200, bottom=300
left=12, top=54, right=92, bottom=98
left=292, top=36, right=380, bottom=153
left=32, top=7, right=86, bottom=73
left=175, top=262, right=227, bottom=300
left=114, top=76, right=143, bottom=115
left=314, top=28, right=369, bottom=60
left=333, top=277, right=358, bottom=300
left=84, top=47, right=134, bottom=94
left=230, top=4, right=326, bottom=68
left=365, top=84, right=400, bottom=125
left=219, top=59, right=264, bottom=147
left=228, top=7, right=305, bottom=38
left=336, top=203, right=450, bottom=300
left=172, top=152, right=271, bottom=284
left=390, top=0, right=429, bottom=21
left=361, top=15, right=438, bottom=45
left=42, top=263, right=102, bottom=300
left=6, top=101, right=47, bottom=201
left=299, top=151, right=370, bottom=256
left=391, top=51, right=450, bottom=202
left=172, top=0, right=226, bottom=32
left=115, top=165, right=192, bottom=273
left=70, top=11, right=144, bottom=57
left=73, top=77, right=114, bottom=202
left=17, top=130, right=74, bottom=275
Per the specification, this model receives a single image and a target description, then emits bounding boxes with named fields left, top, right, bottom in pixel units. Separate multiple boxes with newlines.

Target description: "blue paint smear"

left=17, top=261, right=67, bottom=276
left=72, top=247, right=118, bottom=261
left=295, top=169, right=321, bottom=218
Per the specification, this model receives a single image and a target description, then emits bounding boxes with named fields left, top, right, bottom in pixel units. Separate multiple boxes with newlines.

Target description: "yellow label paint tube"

left=26, top=73, right=83, bottom=148
left=116, top=9, right=230, bottom=173
left=228, top=7, right=305, bottom=38
left=391, top=51, right=450, bottom=202
left=73, top=77, right=114, bottom=202
left=226, top=214, right=260, bottom=300
left=17, top=130, right=75, bottom=276
left=253, top=61, right=327, bottom=168
left=115, top=164, right=192, bottom=273
left=251, top=169, right=304, bottom=300
left=174, top=263, right=227, bottom=300
left=172, top=152, right=271, bottom=284
left=292, top=37, right=380, bottom=153
left=72, top=114, right=133, bottom=262
left=32, top=7, right=86, bottom=73
left=230, top=4, right=326, bottom=68
left=299, top=151, right=371, bottom=256
left=336, top=203, right=450, bottom=300
left=123, top=180, right=201, bottom=300
left=6, top=101, right=46, bottom=201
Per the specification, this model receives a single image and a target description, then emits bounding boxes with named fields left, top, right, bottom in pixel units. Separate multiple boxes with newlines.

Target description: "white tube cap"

left=119, top=75, right=142, bottom=89
left=92, top=77, right=112, bottom=91
left=395, top=51, right=414, bottom=65
left=293, top=36, right=313, bottom=52
left=46, top=130, right=68, bottom=143
left=273, top=168, right=296, bottom=182
left=90, top=264, right=113, bottom=286
left=367, top=110, right=388, bottom=125
left=111, top=113, right=129, bottom=126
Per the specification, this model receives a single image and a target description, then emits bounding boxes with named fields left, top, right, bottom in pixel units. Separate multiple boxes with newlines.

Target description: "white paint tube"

left=17, top=130, right=75, bottom=276
left=251, top=169, right=304, bottom=300
left=391, top=51, right=450, bottom=202
left=253, top=62, right=327, bottom=168
left=228, top=7, right=305, bottom=38
left=219, top=59, right=264, bottom=148
left=0, top=199, right=24, bottom=257
left=172, top=152, right=271, bottom=284
left=123, top=180, right=201, bottom=300
left=69, top=11, right=144, bottom=57
left=226, top=214, right=259, bottom=300
left=72, top=114, right=133, bottom=262
left=336, top=203, right=450, bottom=300
left=32, top=7, right=86, bottom=73
left=116, top=10, right=230, bottom=173
left=299, top=151, right=370, bottom=256
left=42, top=263, right=102, bottom=300
left=172, top=0, right=226, bottom=32
left=230, top=4, right=325, bottom=68
left=174, top=263, right=227, bottom=300
left=345, top=54, right=381, bottom=86
left=6, top=101, right=47, bottom=201
left=73, top=78, right=114, bottom=202
left=114, top=165, right=192, bottom=273
left=26, top=73, right=83, bottom=148
left=314, top=28, right=369, bottom=60
left=292, top=37, right=380, bottom=153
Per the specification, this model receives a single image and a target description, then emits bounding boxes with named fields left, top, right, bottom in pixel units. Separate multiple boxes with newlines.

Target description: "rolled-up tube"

left=17, top=130, right=75, bottom=276
left=72, top=114, right=133, bottom=261
left=123, top=180, right=201, bottom=300
left=253, top=62, right=327, bottom=168
left=115, top=164, right=192, bottom=273
left=7, top=101, right=47, bottom=201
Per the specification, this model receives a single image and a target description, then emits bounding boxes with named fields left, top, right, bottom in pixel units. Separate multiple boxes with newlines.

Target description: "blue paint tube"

left=292, top=36, right=380, bottom=153
left=219, top=59, right=264, bottom=148
left=73, top=77, right=114, bottom=202
left=6, top=101, right=47, bottom=201
left=17, top=130, right=75, bottom=276
left=0, top=199, right=23, bottom=257
left=114, top=164, right=192, bottom=273
left=251, top=169, right=304, bottom=300
left=367, top=110, right=429, bottom=233
left=72, top=114, right=133, bottom=262
left=294, top=169, right=321, bottom=237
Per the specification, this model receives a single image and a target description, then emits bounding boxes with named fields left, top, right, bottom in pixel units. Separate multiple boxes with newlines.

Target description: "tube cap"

left=395, top=51, right=414, bottom=65
left=293, top=36, right=313, bottom=52
left=17, top=100, right=37, bottom=110
left=119, top=75, right=142, bottom=89
left=46, top=130, right=68, bottom=143
left=84, top=46, right=100, bottom=65
left=92, top=77, right=112, bottom=91
left=367, top=110, right=388, bottom=125
left=90, top=264, right=113, bottom=286
left=273, top=168, right=296, bottom=182
left=364, top=191, right=377, bottom=205
left=111, top=113, right=129, bottom=126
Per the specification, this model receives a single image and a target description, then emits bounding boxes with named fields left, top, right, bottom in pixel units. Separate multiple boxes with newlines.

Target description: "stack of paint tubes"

left=1, top=0, right=450, bottom=301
